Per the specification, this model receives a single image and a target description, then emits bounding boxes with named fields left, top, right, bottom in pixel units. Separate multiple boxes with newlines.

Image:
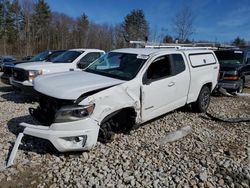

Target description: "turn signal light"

left=223, top=76, right=239, bottom=80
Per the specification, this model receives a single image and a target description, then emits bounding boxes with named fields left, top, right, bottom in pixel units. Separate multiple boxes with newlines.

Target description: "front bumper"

left=20, top=118, right=99, bottom=152
left=1, top=74, right=11, bottom=84
left=11, top=79, right=35, bottom=94
left=217, top=80, right=242, bottom=90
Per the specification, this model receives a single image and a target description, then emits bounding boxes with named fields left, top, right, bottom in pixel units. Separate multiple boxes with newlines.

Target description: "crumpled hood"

left=15, top=61, right=52, bottom=71
left=34, top=71, right=125, bottom=100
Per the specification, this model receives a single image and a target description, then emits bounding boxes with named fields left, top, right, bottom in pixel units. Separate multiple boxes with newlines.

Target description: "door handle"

left=168, top=82, right=175, bottom=87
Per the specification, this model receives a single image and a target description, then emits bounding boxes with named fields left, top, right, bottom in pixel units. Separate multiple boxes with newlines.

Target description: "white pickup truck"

left=11, top=49, right=104, bottom=93
left=17, top=48, right=219, bottom=152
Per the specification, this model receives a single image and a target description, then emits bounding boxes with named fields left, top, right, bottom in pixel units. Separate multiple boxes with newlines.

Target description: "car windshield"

left=3, top=57, right=15, bottom=62
left=85, top=52, right=147, bottom=80
left=51, top=51, right=82, bottom=63
left=30, top=51, right=50, bottom=61
left=215, top=51, right=244, bottom=64
left=46, top=51, right=65, bottom=62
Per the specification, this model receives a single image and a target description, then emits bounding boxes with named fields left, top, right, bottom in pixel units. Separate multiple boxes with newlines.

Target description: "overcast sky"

left=46, top=0, right=250, bottom=43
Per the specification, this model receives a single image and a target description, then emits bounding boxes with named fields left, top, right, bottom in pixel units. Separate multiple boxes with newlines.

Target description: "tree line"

left=0, top=0, right=249, bottom=57
left=0, top=0, right=151, bottom=57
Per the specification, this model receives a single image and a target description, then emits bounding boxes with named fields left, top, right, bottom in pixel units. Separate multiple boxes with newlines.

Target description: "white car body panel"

left=34, top=71, right=125, bottom=100
left=17, top=48, right=219, bottom=152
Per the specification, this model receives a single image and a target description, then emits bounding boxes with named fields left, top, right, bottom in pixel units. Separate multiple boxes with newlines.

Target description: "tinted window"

left=147, top=56, right=171, bottom=80
left=46, top=51, right=65, bottom=62
left=52, top=51, right=82, bottom=63
left=172, top=54, right=185, bottom=75
left=79, top=52, right=102, bottom=65
left=30, top=51, right=50, bottom=61
left=215, top=50, right=244, bottom=64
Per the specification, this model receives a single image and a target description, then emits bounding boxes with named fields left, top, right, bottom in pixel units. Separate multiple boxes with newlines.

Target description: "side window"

left=78, top=52, right=102, bottom=68
left=146, top=55, right=172, bottom=81
left=171, top=54, right=185, bottom=75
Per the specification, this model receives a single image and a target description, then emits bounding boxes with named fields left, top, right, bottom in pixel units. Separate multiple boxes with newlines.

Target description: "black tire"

left=98, top=120, right=116, bottom=143
left=192, top=86, right=211, bottom=113
left=237, top=78, right=244, bottom=93
left=98, top=110, right=134, bottom=143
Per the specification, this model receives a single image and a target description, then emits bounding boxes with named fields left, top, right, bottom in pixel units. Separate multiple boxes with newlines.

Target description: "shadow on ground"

left=0, top=85, right=14, bottom=93
left=1, top=91, right=37, bottom=104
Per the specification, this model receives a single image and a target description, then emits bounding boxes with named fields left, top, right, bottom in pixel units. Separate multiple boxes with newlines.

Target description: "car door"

left=141, top=53, right=189, bottom=122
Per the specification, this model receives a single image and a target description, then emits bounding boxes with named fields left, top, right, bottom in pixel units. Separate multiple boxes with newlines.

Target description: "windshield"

left=3, top=58, right=15, bottom=62
left=51, top=51, right=82, bottom=63
left=30, top=51, right=50, bottom=62
left=85, top=52, right=147, bottom=80
left=215, top=51, right=244, bottom=64
left=46, top=51, right=65, bottom=62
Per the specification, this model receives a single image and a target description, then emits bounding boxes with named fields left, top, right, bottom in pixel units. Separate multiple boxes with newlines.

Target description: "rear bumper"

left=217, top=80, right=242, bottom=90
left=20, top=118, right=99, bottom=152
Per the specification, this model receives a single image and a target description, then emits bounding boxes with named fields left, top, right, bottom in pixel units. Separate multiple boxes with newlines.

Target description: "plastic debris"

left=158, top=126, right=192, bottom=145
left=6, top=133, right=24, bottom=167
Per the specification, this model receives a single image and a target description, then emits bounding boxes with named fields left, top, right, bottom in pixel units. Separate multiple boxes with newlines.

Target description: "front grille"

left=3, top=66, right=14, bottom=75
left=31, top=93, right=75, bottom=126
left=13, top=68, right=28, bottom=82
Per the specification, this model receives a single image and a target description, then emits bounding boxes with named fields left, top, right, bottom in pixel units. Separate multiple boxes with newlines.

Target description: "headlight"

left=28, top=70, right=43, bottom=82
left=54, top=104, right=95, bottom=123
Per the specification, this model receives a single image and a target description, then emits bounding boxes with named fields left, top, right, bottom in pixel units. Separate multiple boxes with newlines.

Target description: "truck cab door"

left=141, top=54, right=189, bottom=122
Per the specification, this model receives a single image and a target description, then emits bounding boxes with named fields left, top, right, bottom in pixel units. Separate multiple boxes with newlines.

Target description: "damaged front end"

left=7, top=93, right=100, bottom=167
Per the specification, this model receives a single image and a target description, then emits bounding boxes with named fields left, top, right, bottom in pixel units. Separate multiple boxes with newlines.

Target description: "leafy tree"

left=232, top=37, right=246, bottom=47
left=122, top=9, right=149, bottom=42
left=173, top=6, right=195, bottom=42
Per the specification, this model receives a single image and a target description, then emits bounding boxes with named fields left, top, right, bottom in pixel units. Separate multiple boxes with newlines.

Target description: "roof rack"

left=129, top=41, right=238, bottom=50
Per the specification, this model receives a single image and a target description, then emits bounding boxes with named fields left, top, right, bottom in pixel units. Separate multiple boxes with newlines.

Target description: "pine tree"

left=122, top=9, right=149, bottom=42
left=232, top=37, right=246, bottom=47
left=76, top=13, right=89, bottom=47
left=32, top=0, right=51, bottom=51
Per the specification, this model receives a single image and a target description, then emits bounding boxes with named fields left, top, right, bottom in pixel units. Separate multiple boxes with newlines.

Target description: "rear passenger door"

left=141, top=53, right=190, bottom=121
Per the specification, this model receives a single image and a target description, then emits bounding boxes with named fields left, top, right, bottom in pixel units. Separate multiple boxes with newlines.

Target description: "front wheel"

left=237, top=78, right=244, bottom=93
left=192, top=86, right=211, bottom=113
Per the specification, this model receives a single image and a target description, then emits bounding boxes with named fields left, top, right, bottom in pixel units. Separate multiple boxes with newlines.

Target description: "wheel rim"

left=201, top=90, right=210, bottom=110
left=238, top=80, right=244, bottom=93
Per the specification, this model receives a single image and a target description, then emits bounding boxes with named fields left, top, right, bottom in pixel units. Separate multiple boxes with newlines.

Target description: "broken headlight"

left=28, top=70, right=43, bottom=82
left=54, top=104, right=95, bottom=123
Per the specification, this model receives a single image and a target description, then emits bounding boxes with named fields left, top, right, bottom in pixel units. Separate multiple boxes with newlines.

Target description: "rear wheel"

left=192, top=86, right=211, bottom=113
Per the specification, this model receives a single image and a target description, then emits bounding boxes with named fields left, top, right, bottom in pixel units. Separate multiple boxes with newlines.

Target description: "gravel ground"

left=0, top=76, right=249, bottom=188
